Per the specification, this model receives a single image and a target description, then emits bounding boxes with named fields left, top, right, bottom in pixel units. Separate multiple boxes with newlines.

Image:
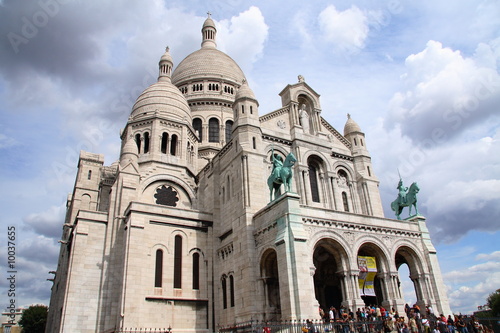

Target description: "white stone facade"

left=46, top=16, right=451, bottom=333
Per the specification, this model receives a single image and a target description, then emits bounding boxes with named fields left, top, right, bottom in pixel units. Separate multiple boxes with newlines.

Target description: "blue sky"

left=0, top=0, right=499, bottom=315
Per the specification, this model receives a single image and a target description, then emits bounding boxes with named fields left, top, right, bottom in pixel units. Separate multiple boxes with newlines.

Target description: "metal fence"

left=218, top=319, right=385, bottom=333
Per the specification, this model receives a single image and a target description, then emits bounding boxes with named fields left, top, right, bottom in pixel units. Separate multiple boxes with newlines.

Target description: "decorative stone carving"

left=343, top=231, right=355, bottom=244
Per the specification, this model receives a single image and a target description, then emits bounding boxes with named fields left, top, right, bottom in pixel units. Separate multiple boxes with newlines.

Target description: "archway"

left=313, top=239, right=348, bottom=312
left=260, top=249, right=281, bottom=321
left=357, top=242, right=388, bottom=306
left=395, top=246, right=423, bottom=311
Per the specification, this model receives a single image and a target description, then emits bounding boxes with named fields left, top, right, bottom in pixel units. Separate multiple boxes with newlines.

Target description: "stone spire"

left=158, top=46, right=173, bottom=82
left=201, top=12, right=217, bottom=48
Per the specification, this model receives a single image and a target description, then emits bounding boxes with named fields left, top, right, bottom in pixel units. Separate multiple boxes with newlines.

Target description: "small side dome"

left=344, top=113, right=362, bottom=136
left=131, top=82, right=191, bottom=123
left=131, top=47, right=191, bottom=123
left=235, top=80, right=257, bottom=102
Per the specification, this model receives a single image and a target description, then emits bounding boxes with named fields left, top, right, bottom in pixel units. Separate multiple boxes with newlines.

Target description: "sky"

left=0, top=0, right=499, bottom=316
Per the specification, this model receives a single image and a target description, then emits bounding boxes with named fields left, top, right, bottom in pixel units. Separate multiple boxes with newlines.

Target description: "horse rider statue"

left=271, top=148, right=284, bottom=183
left=397, top=178, right=408, bottom=206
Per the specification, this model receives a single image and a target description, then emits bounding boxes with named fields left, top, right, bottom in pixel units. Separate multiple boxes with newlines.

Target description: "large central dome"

left=172, top=47, right=246, bottom=85
left=171, top=14, right=246, bottom=87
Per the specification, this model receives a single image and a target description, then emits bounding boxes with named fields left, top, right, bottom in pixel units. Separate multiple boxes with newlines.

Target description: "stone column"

left=295, top=166, right=306, bottom=205
left=241, top=155, right=250, bottom=207
left=332, top=176, right=342, bottom=211
left=291, top=102, right=300, bottom=128
left=362, top=182, right=373, bottom=216
left=348, top=182, right=357, bottom=213
left=349, top=270, right=365, bottom=311
left=326, top=172, right=335, bottom=210
left=203, top=124, right=209, bottom=143
left=338, top=271, right=351, bottom=308
left=302, top=169, right=311, bottom=206
left=319, top=172, right=328, bottom=207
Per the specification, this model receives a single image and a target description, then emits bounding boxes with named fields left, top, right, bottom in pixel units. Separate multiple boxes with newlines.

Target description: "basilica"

left=46, top=15, right=451, bottom=333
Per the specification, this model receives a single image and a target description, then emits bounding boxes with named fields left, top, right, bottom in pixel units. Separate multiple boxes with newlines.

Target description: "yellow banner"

left=358, top=256, right=377, bottom=296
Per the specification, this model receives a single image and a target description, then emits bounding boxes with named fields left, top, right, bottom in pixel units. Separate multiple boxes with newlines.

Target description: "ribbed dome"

left=171, top=47, right=246, bottom=85
left=131, top=81, right=191, bottom=122
left=235, top=80, right=256, bottom=101
left=344, top=114, right=362, bottom=136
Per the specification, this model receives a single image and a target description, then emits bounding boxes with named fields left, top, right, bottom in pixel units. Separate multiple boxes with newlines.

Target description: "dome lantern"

left=158, top=46, right=173, bottom=82
left=201, top=12, right=217, bottom=49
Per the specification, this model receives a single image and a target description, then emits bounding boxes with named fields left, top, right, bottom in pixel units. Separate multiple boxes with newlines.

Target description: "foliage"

left=487, top=289, right=500, bottom=316
left=18, top=304, right=48, bottom=333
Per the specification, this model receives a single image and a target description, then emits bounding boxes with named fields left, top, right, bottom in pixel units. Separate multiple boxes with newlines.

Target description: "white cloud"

left=475, top=251, right=500, bottom=261
left=318, top=5, right=380, bottom=55
left=443, top=250, right=500, bottom=313
left=217, top=6, right=269, bottom=75
left=386, top=40, right=500, bottom=144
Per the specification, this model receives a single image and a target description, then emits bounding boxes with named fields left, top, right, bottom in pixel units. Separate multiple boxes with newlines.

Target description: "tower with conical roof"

left=343, top=113, right=383, bottom=216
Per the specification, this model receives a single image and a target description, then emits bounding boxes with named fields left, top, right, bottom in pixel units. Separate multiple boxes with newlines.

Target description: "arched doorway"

left=357, top=243, right=388, bottom=306
left=313, top=239, right=348, bottom=311
left=260, top=249, right=281, bottom=321
left=395, top=246, right=423, bottom=310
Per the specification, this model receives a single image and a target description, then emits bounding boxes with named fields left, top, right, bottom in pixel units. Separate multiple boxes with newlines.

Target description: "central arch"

left=357, top=242, right=389, bottom=306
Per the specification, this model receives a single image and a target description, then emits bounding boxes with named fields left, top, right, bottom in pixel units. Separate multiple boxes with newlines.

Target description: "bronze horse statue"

left=391, top=182, right=420, bottom=220
left=267, top=152, right=297, bottom=202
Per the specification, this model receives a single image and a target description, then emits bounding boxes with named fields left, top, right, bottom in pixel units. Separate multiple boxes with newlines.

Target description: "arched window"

left=342, top=192, right=349, bottom=212
left=87, top=170, right=92, bottom=180
left=209, top=118, right=219, bottom=143
left=193, top=118, right=202, bottom=142
left=144, top=132, right=150, bottom=153
left=229, top=275, right=235, bottom=307
left=170, top=135, right=177, bottom=156
left=135, top=133, right=141, bottom=153
left=308, top=157, right=321, bottom=203
left=225, top=120, right=233, bottom=143
left=241, top=105, right=245, bottom=114
left=174, top=235, right=182, bottom=288
left=354, top=138, right=358, bottom=146
left=161, top=133, right=168, bottom=154
left=367, top=166, right=371, bottom=177
left=252, top=137, right=256, bottom=149
left=192, top=253, right=200, bottom=290
left=250, top=106, right=253, bottom=114
left=155, top=249, right=163, bottom=288
left=222, top=275, right=227, bottom=309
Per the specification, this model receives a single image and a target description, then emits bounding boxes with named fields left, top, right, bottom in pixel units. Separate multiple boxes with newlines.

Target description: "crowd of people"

left=305, top=304, right=494, bottom=333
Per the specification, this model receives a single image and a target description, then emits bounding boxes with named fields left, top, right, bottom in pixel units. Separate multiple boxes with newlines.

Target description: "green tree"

left=18, top=304, right=48, bottom=333
left=487, top=289, right=500, bottom=316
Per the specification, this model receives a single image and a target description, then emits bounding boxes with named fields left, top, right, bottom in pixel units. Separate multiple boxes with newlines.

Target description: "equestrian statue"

left=391, top=177, right=420, bottom=220
left=267, top=148, right=297, bottom=202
